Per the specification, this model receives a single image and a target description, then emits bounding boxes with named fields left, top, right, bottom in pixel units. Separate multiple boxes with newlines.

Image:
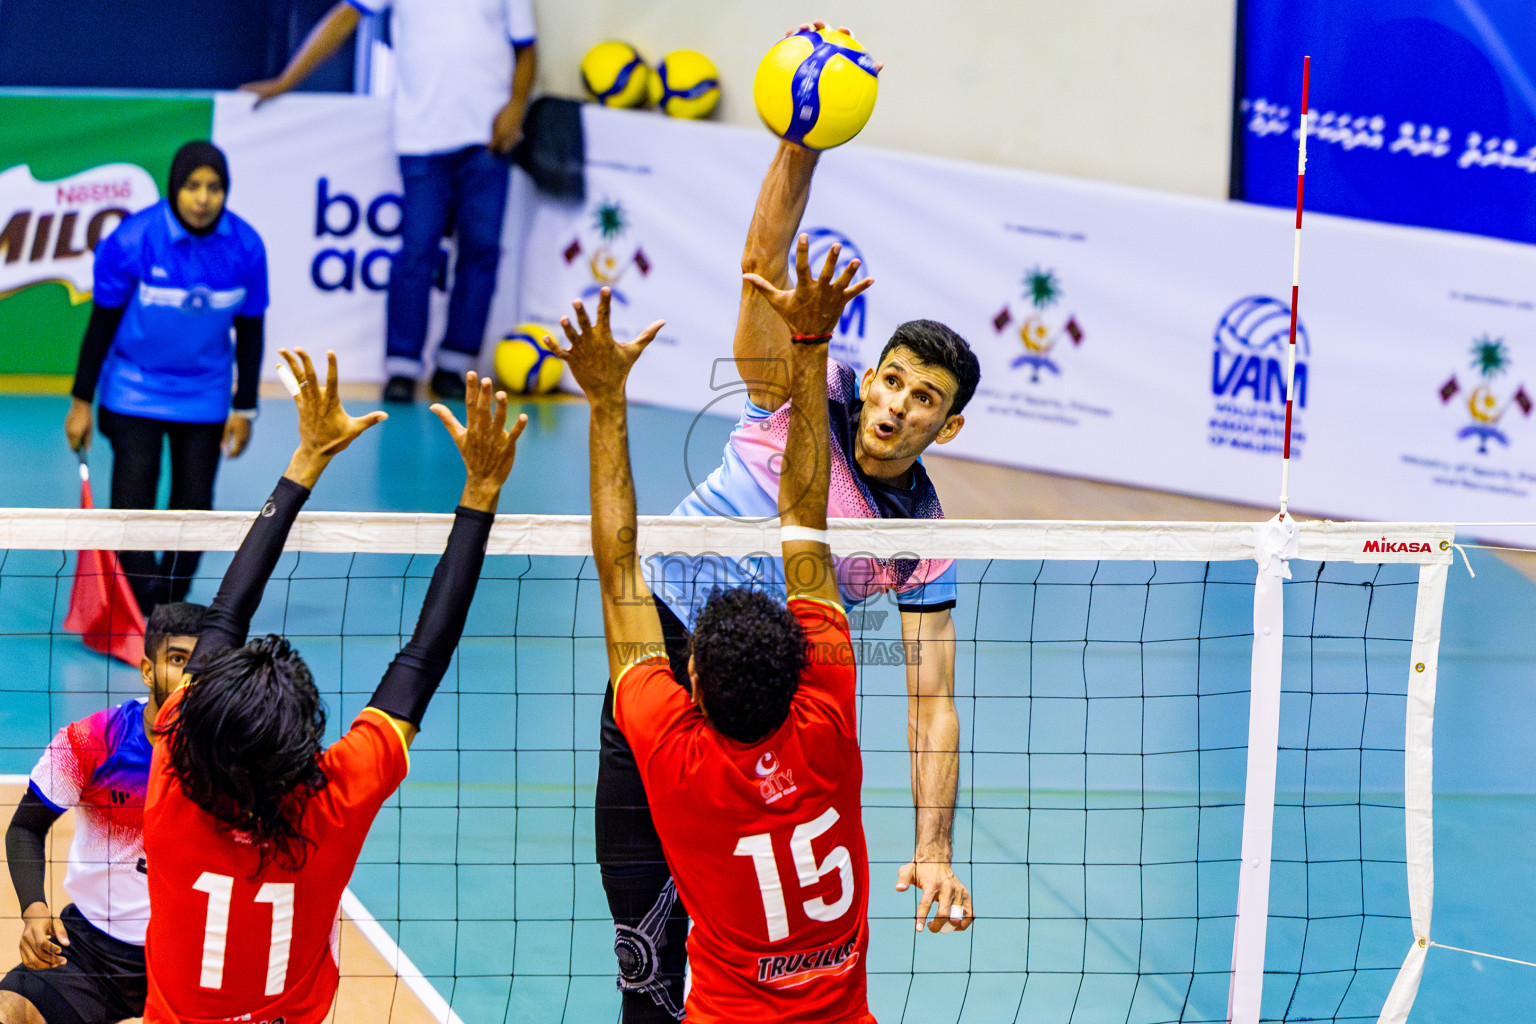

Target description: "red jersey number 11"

left=732, top=806, right=855, bottom=942
left=193, top=872, right=296, bottom=996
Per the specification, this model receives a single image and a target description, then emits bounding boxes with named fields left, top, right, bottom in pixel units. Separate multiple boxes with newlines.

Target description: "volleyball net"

left=0, top=510, right=1455, bottom=1024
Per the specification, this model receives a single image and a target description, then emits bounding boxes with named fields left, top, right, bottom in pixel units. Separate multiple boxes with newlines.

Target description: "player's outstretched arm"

left=240, top=0, right=361, bottom=107
left=190, top=349, right=387, bottom=672
left=745, top=233, right=872, bottom=606
left=367, top=375, right=528, bottom=747
left=897, top=605, right=973, bottom=933
left=552, top=288, right=668, bottom=681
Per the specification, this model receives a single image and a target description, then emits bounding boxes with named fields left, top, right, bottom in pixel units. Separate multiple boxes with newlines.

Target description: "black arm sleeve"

left=6, top=790, right=62, bottom=912
left=232, top=314, right=264, bottom=412
left=69, top=304, right=127, bottom=403
left=368, top=506, right=496, bottom=728
left=187, top=476, right=312, bottom=674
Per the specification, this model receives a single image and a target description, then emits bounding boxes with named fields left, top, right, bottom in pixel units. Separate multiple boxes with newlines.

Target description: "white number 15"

left=732, top=806, right=854, bottom=942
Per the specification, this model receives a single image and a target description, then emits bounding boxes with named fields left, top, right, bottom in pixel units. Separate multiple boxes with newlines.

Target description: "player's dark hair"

left=144, top=601, right=208, bottom=661
left=164, top=635, right=328, bottom=873
left=690, top=588, right=806, bottom=743
left=877, top=319, right=981, bottom=417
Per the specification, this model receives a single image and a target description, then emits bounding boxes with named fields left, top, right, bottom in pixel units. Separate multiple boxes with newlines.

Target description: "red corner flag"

left=63, top=459, right=145, bottom=665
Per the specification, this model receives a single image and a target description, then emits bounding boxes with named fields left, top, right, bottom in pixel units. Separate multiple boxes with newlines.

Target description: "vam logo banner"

left=0, top=164, right=159, bottom=302
left=1209, top=295, right=1308, bottom=456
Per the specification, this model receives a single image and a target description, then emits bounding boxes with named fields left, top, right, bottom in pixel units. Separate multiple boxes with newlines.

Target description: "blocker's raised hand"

left=431, top=372, right=528, bottom=512
left=743, top=233, right=873, bottom=340
left=553, top=287, right=665, bottom=400
left=281, top=348, right=387, bottom=459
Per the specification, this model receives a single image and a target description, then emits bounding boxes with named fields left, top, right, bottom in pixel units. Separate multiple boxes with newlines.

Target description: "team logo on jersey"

left=0, top=163, right=158, bottom=303
left=992, top=266, right=1085, bottom=382
left=1439, top=335, right=1532, bottom=453
left=562, top=198, right=651, bottom=305
left=757, top=937, right=860, bottom=986
left=756, top=750, right=797, bottom=804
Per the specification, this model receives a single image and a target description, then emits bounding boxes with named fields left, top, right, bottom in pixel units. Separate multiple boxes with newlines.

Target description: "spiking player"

left=593, top=22, right=980, bottom=1021
left=140, top=349, right=527, bottom=1024
left=0, top=603, right=205, bottom=1024
left=559, top=231, right=879, bottom=1020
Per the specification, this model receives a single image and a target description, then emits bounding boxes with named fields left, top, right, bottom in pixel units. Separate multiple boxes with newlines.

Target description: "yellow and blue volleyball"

left=752, top=28, right=879, bottom=150
left=581, top=41, right=651, bottom=108
left=494, top=324, right=564, bottom=395
left=647, top=50, right=721, bottom=119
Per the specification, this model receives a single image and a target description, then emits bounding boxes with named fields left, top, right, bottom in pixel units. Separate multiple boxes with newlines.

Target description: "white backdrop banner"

left=520, top=106, right=1536, bottom=540
left=211, top=92, right=531, bottom=385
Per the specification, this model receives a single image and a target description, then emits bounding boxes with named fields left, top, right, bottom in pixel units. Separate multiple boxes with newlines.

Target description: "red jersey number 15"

left=732, top=806, right=855, bottom=942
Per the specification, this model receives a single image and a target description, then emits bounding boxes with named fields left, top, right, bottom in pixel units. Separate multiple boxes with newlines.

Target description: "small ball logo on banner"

left=1209, top=296, right=1309, bottom=457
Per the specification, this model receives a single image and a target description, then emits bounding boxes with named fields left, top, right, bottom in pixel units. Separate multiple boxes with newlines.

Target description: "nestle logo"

left=56, top=180, right=133, bottom=206
left=1362, top=538, right=1432, bottom=553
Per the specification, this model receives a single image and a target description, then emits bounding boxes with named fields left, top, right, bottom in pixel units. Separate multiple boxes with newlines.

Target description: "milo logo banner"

left=0, top=94, right=212, bottom=373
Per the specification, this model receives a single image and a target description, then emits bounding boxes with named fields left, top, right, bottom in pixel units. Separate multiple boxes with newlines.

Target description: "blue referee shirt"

left=94, top=200, right=268, bottom=424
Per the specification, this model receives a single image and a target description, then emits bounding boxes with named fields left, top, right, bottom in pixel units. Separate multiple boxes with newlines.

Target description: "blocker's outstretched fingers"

left=794, top=233, right=812, bottom=281
left=819, top=242, right=842, bottom=284
left=572, top=297, right=593, bottom=333
left=597, top=286, right=612, bottom=326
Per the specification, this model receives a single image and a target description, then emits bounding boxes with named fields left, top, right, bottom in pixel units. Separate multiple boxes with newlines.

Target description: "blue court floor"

left=1, top=391, right=1535, bottom=1023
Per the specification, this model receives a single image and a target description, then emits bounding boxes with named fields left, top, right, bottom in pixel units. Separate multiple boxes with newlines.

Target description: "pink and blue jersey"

left=28, top=698, right=153, bottom=944
left=648, top=359, right=957, bottom=631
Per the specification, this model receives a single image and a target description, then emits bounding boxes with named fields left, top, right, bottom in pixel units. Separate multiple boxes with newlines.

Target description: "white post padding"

left=1376, top=560, right=1448, bottom=1024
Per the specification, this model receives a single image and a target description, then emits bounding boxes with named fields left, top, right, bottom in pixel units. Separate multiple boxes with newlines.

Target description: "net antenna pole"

left=1278, top=55, right=1311, bottom=521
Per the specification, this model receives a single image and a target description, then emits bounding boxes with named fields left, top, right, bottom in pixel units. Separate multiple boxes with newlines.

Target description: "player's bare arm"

left=240, top=1, right=361, bottom=106
left=554, top=288, right=668, bottom=681
left=898, top=605, right=974, bottom=932
left=745, top=233, right=871, bottom=603
left=492, top=43, right=538, bottom=154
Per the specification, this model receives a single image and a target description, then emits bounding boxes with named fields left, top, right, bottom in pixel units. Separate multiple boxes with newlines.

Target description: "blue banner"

left=1237, top=0, right=1536, bottom=245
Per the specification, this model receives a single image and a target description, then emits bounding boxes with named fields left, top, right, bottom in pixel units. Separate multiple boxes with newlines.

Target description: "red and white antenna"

left=1278, top=56, right=1310, bottom=521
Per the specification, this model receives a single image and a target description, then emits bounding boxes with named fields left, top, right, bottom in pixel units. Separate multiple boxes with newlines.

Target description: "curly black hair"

left=876, top=319, right=981, bottom=416
left=143, top=601, right=207, bottom=661
left=164, top=635, right=328, bottom=873
left=690, top=588, right=806, bottom=743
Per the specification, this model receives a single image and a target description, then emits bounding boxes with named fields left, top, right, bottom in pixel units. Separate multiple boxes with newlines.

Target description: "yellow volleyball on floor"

left=647, top=50, right=721, bottom=119
left=752, top=27, right=879, bottom=150
left=495, top=325, right=564, bottom=395
left=581, top=41, right=651, bottom=108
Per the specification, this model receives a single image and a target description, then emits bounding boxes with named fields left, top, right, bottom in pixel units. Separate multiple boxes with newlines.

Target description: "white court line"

left=0, top=775, right=465, bottom=1024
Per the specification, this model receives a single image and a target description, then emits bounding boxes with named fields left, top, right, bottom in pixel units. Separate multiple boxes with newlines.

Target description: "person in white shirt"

left=243, top=0, right=537, bottom=403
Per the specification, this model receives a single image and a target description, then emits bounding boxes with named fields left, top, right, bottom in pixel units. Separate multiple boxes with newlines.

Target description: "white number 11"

left=193, top=872, right=295, bottom=995
left=732, top=806, right=854, bottom=942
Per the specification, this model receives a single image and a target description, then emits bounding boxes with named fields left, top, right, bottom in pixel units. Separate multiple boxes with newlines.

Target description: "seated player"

left=140, top=349, right=527, bottom=1024
left=595, top=40, right=980, bottom=1018
left=557, top=252, right=882, bottom=1022
left=0, top=602, right=205, bottom=1024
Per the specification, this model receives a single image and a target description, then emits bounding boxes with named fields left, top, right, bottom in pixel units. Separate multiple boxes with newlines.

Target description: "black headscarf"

left=168, top=141, right=230, bottom=236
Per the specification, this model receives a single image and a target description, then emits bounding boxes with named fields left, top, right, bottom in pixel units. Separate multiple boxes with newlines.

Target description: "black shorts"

left=595, top=597, right=692, bottom=867
left=0, top=905, right=146, bottom=1024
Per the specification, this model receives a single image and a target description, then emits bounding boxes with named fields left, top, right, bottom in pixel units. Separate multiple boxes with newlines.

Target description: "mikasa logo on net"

left=1361, top=538, right=1434, bottom=554
left=0, top=163, right=158, bottom=301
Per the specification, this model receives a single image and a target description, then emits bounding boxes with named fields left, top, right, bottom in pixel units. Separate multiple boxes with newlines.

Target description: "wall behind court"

left=529, top=0, right=1238, bottom=198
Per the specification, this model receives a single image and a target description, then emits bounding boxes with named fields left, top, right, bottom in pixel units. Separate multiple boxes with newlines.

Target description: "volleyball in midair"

left=647, top=50, right=721, bottom=119
left=494, top=324, right=564, bottom=394
left=752, top=27, right=879, bottom=150
left=581, top=42, right=651, bottom=108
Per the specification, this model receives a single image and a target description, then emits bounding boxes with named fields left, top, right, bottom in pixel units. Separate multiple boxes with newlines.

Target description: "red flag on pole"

left=63, top=459, right=145, bottom=665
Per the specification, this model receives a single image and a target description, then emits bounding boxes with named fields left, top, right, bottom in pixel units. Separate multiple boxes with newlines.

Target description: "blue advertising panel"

left=1237, top=0, right=1536, bottom=245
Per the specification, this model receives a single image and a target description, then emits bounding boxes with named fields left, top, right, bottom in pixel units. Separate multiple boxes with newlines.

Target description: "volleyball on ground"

left=494, top=324, right=564, bottom=394
left=581, top=42, right=651, bottom=108
left=648, top=50, right=721, bottom=119
left=752, top=27, right=879, bottom=150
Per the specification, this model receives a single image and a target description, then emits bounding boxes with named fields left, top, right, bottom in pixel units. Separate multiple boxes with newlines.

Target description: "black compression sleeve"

left=6, top=790, right=61, bottom=913
left=232, top=315, right=264, bottom=412
left=368, top=506, right=495, bottom=728
left=187, top=477, right=312, bottom=673
left=70, top=304, right=126, bottom=403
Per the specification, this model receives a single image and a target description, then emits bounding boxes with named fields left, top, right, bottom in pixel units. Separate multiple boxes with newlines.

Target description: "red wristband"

left=791, top=333, right=833, bottom=345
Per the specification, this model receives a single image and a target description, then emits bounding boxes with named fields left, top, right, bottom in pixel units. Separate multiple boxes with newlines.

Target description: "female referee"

left=64, top=140, right=269, bottom=615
